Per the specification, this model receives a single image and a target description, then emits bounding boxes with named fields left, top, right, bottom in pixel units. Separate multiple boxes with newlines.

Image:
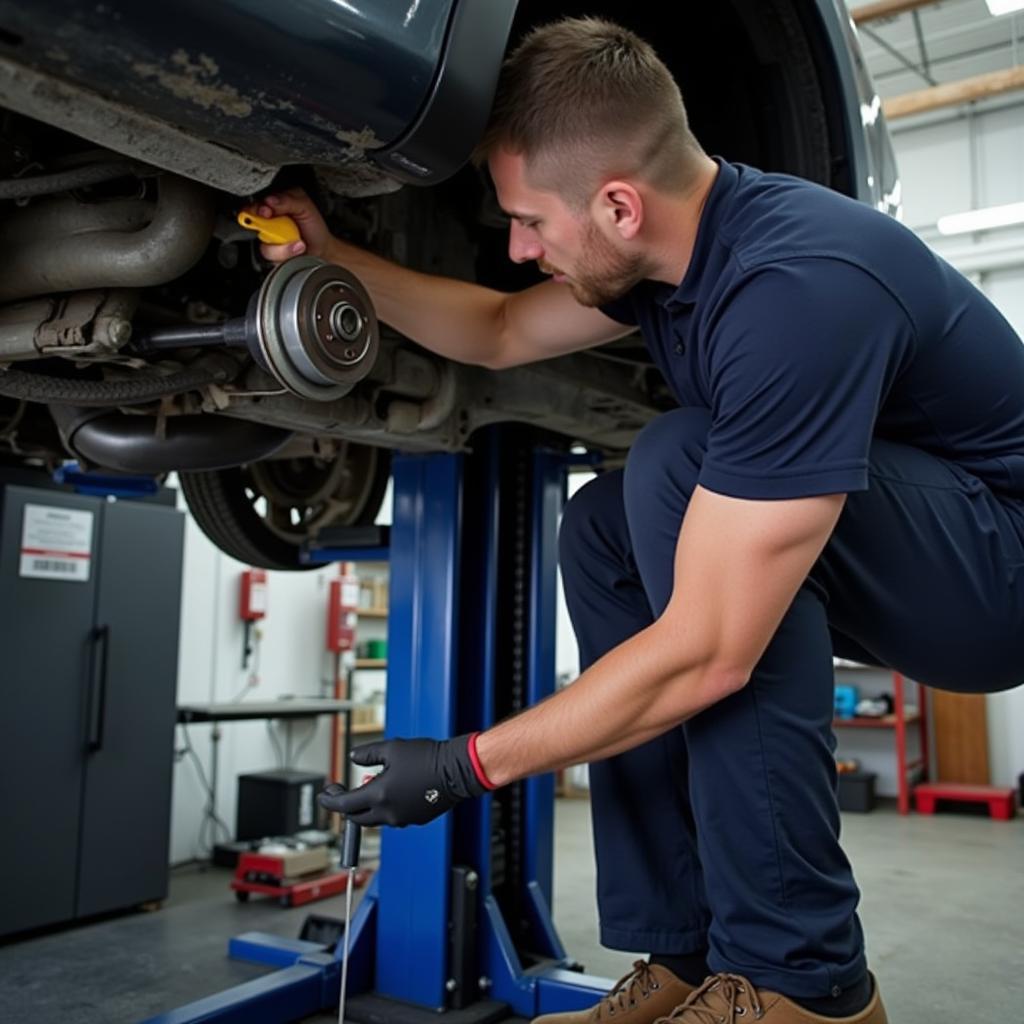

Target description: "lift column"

left=374, top=449, right=464, bottom=1009
left=147, top=427, right=611, bottom=1024
left=356, top=428, right=610, bottom=1019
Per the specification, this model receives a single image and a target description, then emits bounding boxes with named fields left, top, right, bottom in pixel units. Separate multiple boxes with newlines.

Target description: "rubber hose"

left=0, top=362, right=237, bottom=406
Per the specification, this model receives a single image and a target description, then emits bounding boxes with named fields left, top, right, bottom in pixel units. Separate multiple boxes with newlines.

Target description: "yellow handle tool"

left=237, top=211, right=301, bottom=245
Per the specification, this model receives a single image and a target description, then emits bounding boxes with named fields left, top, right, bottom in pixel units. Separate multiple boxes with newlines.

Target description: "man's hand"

left=318, top=734, right=492, bottom=827
left=243, top=188, right=334, bottom=264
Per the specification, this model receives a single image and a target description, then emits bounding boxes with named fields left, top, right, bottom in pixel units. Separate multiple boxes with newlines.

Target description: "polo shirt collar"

left=658, top=157, right=738, bottom=310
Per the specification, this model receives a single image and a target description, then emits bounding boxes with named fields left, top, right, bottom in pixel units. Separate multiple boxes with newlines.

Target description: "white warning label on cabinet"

left=19, top=504, right=94, bottom=582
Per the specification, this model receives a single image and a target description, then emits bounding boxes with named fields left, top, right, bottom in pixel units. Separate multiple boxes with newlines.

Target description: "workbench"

left=176, top=699, right=355, bottom=723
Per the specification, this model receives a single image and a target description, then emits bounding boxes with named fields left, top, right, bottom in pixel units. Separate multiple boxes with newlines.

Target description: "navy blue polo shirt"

left=601, top=159, right=1024, bottom=500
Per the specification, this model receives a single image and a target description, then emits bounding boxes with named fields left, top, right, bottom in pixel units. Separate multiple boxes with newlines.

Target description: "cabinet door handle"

left=88, top=624, right=110, bottom=753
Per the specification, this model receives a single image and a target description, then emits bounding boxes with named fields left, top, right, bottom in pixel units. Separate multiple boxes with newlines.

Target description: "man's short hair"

left=474, top=17, right=704, bottom=207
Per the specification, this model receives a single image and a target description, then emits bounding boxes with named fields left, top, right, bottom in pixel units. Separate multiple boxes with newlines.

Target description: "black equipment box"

left=838, top=771, right=877, bottom=813
left=236, top=769, right=325, bottom=840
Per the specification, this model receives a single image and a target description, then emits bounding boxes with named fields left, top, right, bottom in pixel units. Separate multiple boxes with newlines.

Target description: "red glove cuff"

left=467, top=732, right=497, bottom=791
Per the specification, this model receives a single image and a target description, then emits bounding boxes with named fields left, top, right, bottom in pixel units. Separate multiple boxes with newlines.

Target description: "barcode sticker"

left=32, top=557, right=87, bottom=577
left=20, top=504, right=94, bottom=582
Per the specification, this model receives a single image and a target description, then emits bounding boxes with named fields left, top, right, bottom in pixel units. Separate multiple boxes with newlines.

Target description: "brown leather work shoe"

left=532, top=961, right=696, bottom=1024
left=664, top=973, right=887, bottom=1023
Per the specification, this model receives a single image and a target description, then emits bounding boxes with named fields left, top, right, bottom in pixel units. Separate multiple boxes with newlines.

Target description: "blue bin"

left=834, top=684, right=859, bottom=720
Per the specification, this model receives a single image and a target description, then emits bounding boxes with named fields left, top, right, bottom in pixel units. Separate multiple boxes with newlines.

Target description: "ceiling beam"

left=851, top=0, right=940, bottom=24
left=883, top=65, right=1024, bottom=117
left=861, top=24, right=936, bottom=86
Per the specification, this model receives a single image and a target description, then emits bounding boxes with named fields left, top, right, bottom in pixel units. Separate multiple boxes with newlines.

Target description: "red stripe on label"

left=21, top=547, right=91, bottom=559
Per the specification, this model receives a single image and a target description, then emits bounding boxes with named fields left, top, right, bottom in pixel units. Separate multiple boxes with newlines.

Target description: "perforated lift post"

left=147, top=429, right=611, bottom=1024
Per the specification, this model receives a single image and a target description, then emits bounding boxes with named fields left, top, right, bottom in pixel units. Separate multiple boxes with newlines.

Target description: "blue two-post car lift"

left=146, top=428, right=612, bottom=1024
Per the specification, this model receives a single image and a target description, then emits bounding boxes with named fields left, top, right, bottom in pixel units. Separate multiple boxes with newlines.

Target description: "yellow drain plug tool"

left=237, top=210, right=301, bottom=245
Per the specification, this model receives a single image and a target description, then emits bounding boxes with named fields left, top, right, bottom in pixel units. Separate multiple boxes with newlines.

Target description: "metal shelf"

left=833, top=710, right=920, bottom=728
left=834, top=672, right=929, bottom=814
left=351, top=722, right=385, bottom=735
left=178, top=699, right=355, bottom=722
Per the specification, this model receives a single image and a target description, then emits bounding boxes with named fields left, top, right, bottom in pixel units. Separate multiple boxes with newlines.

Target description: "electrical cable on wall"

left=265, top=719, right=286, bottom=769
left=290, top=718, right=319, bottom=766
left=179, top=722, right=232, bottom=857
left=229, top=631, right=262, bottom=703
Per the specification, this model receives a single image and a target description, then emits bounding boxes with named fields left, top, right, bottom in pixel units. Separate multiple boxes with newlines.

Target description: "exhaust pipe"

left=0, top=175, right=215, bottom=303
left=51, top=405, right=293, bottom=474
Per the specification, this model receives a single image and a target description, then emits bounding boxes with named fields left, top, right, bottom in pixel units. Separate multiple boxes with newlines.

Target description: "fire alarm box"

left=326, top=563, right=359, bottom=653
left=240, top=568, right=268, bottom=621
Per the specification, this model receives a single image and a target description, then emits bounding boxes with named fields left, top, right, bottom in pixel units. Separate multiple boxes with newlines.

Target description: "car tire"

left=179, top=444, right=391, bottom=570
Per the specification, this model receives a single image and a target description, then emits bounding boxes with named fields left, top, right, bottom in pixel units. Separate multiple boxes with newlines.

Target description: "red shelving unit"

left=833, top=672, right=930, bottom=814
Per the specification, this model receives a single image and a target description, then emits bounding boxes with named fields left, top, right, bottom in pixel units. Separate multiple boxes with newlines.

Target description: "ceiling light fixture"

left=985, top=0, right=1024, bottom=16
left=936, top=201, right=1024, bottom=235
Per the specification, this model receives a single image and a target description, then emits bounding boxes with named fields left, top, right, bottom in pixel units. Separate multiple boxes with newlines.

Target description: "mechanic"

left=254, top=17, right=1024, bottom=1024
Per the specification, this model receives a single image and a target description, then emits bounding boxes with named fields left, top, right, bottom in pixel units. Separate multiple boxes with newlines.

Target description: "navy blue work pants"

left=558, top=407, right=1024, bottom=998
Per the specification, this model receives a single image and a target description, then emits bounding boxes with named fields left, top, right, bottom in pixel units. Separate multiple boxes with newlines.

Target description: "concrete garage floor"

left=550, top=798, right=1024, bottom=1019
left=0, top=800, right=1021, bottom=1023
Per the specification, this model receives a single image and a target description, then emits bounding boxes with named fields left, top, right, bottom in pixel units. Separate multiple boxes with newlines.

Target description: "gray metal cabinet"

left=0, top=482, right=184, bottom=937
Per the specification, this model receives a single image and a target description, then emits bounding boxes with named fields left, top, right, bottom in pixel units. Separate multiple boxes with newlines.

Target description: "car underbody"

left=0, top=0, right=897, bottom=567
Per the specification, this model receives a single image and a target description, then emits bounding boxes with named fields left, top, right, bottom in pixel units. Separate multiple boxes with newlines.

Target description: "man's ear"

left=593, top=180, right=643, bottom=240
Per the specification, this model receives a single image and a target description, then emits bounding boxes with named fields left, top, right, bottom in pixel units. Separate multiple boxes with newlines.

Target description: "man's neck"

left=644, top=156, right=719, bottom=285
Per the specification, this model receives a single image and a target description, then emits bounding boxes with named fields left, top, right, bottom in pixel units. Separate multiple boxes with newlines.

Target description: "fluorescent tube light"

left=985, top=0, right=1024, bottom=15
left=936, top=201, right=1024, bottom=236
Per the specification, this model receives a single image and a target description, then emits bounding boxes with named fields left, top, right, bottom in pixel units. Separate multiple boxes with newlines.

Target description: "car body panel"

left=0, top=0, right=516, bottom=190
left=805, top=0, right=902, bottom=215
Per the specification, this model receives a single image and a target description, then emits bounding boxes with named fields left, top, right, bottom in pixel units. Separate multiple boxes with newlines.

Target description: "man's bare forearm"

left=474, top=488, right=845, bottom=788
left=325, top=236, right=509, bottom=367
left=474, top=617, right=737, bottom=787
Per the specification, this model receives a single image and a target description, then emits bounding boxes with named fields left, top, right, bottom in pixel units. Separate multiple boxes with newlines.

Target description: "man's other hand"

left=243, top=188, right=334, bottom=264
left=318, top=735, right=491, bottom=827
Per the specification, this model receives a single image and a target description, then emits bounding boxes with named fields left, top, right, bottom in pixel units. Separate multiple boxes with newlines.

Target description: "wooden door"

left=931, top=690, right=990, bottom=784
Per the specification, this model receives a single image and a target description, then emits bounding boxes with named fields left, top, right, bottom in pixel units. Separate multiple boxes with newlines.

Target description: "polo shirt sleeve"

left=698, top=260, right=915, bottom=500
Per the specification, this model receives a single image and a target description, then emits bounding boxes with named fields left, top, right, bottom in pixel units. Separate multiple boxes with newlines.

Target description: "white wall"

left=890, top=99, right=1024, bottom=787
left=170, top=510, right=335, bottom=865
left=168, top=480, right=392, bottom=866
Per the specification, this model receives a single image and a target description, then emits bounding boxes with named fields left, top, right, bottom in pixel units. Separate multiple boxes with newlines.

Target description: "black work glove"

left=318, top=734, right=490, bottom=827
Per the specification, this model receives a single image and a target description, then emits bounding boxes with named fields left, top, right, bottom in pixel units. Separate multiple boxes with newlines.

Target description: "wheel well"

left=375, top=0, right=854, bottom=293
left=507, top=0, right=846, bottom=188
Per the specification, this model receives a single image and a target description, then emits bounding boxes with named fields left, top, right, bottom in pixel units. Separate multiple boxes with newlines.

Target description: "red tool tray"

left=231, top=851, right=371, bottom=908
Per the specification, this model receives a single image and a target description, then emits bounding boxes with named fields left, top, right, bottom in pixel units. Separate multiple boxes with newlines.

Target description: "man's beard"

left=566, top=219, right=650, bottom=307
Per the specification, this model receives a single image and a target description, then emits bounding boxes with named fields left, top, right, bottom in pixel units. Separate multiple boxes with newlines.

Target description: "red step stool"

left=914, top=782, right=1017, bottom=820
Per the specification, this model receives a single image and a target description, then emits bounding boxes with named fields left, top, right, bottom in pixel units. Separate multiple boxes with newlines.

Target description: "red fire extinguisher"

left=239, top=568, right=267, bottom=671
left=326, top=562, right=359, bottom=654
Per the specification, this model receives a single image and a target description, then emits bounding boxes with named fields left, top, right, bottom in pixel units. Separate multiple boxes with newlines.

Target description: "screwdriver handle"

left=237, top=210, right=301, bottom=245
left=341, top=816, right=362, bottom=870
